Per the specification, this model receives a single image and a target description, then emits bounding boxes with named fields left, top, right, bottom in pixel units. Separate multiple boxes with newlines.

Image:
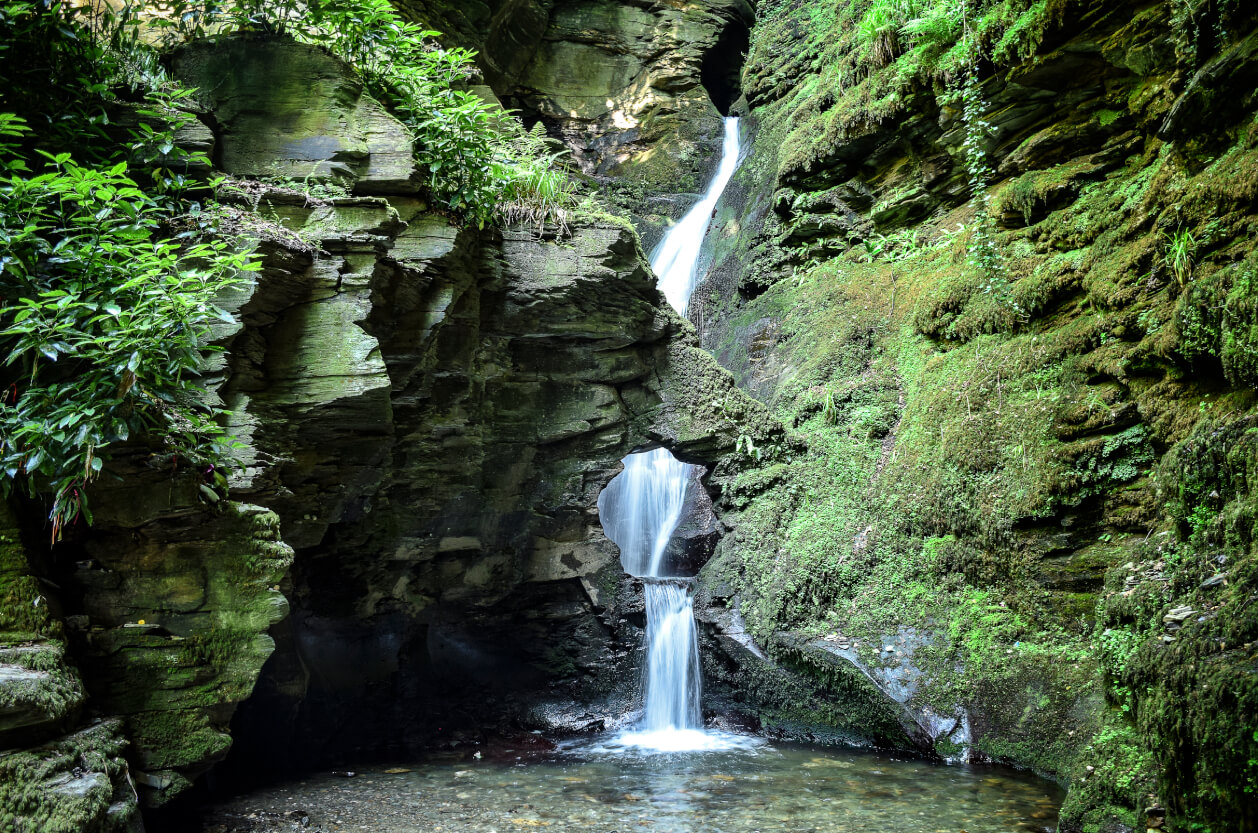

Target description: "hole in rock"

left=597, top=447, right=718, bottom=579
left=701, top=18, right=751, bottom=115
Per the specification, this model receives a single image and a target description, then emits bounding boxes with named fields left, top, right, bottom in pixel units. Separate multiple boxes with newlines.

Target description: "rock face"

left=3, top=32, right=771, bottom=824
left=218, top=206, right=675, bottom=768
left=172, top=36, right=419, bottom=193
left=184, top=35, right=773, bottom=777
left=684, top=0, right=1258, bottom=831
left=0, top=506, right=139, bottom=831
left=400, top=0, right=755, bottom=249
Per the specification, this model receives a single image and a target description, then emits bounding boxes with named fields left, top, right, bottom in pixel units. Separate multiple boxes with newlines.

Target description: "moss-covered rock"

left=56, top=497, right=292, bottom=806
left=1, top=505, right=139, bottom=832
left=171, top=34, right=418, bottom=194
left=0, top=720, right=137, bottom=833
left=687, top=0, right=1258, bottom=829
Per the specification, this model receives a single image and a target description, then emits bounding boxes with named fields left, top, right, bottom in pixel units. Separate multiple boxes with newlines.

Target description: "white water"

left=599, top=117, right=744, bottom=753
left=596, top=449, right=689, bottom=577
left=652, top=118, right=744, bottom=316
left=642, top=581, right=702, bottom=729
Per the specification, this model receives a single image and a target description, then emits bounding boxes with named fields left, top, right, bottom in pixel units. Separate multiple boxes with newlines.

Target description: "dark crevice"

left=701, top=18, right=751, bottom=115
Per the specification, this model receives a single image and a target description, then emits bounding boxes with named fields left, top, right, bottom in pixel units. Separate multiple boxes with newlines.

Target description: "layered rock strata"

left=399, top=0, right=756, bottom=249
left=685, top=1, right=1258, bottom=830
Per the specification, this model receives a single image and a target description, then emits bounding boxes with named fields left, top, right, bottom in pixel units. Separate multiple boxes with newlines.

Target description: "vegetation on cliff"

left=697, top=0, right=1258, bottom=830
left=0, top=1, right=255, bottom=538
left=0, top=0, right=576, bottom=539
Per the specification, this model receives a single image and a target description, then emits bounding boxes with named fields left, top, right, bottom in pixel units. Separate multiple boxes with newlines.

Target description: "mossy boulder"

left=0, top=720, right=137, bottom=833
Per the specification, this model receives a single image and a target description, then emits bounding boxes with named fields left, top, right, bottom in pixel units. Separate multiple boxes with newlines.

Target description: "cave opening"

left=597, top=446, right=719, bottom=580
left=700, top=18, right=752, bottom=115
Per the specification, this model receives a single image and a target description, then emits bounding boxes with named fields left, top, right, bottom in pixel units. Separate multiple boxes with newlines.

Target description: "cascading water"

left=641, top=581, right=703, bottom=732
left=653, top=117, right=743, bottom=316
left=596, top=449, right=689, bottom=578
left=597, top=117, right=745, bottom=753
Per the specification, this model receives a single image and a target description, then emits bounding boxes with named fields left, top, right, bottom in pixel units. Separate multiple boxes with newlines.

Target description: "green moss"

left=1112, top=415, right=1258, bottom=830
left=990, top=160, right=1105, bottom=227
left=1177, top=253, right=1258, bottom=387
left=0, top=505, right=56, bottom=641
left=700, top=0, right=1258, bottom=829
left=0, top=642, right=84, bottom=729
left=0, top=721, right=133, bottom=833
left=1056, top=716, right=1158, bottom=833
left=127, top=708, right=232, bottom=772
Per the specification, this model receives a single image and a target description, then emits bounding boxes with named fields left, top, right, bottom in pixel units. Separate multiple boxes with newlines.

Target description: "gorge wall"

left=1, top=27, right=773, bottom=829
left=683, top=1, right=1258, bottom=831
left=398, top=0, right=755, bottom=248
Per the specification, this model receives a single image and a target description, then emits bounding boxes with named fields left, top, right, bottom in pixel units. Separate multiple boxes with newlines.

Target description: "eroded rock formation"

left=399, top=0, right=755, bottom=248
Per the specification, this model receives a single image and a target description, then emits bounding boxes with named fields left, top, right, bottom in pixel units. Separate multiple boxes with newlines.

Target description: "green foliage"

left=0, top=0, right=581, bottom=539
left=1063, top=424, right=1154, bottom=506
left=0, top=1, right=256, bottom=539
left=154, top=0, right=577, bottom=229
left=304, top=8, right=509, bottom=226
left=496, top=123, right=578, bottom=232
left=315, top=0, right=575, bottom=229
left=1161, top=226, right=1197, bottom=287
left=1057, top=716, right=1157, bottom=833
left=959, top=73, right=1009, bottom=291
left=854, top=0, right=1053, bottom=69
left=0, top=128, right=255, bottom=539
left=1095, top=108, right=1122, bottom=127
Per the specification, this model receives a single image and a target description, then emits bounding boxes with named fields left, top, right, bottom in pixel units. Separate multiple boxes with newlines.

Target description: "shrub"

left=0, top=2, right=255, bottom=539
left=0, top=121, right=254, bottom=539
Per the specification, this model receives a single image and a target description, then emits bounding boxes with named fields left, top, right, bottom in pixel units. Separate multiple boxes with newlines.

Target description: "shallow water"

left=199, top=736, right=1062, bottom=833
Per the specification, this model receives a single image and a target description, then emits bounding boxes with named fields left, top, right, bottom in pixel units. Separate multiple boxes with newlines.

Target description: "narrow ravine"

left=9, top=0, right=1258, bottom=830
left=188, top=111, right=1066, bottom=833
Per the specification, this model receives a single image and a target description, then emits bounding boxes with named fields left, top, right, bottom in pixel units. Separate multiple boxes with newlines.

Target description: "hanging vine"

left=957, top=0, right=1021, bottom=318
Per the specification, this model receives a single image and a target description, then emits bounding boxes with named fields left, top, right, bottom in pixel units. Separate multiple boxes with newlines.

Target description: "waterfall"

left=653, top=118, right=743, bottom=316
left=599, top=117, right=742, bottom=751
left=595, top=448, right=690, bottom=577
left=642, top=580, right=703, bottom=731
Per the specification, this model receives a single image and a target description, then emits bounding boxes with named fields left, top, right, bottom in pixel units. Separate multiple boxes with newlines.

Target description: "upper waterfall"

left=598, top=116, right=742, bottom=581
left=652, top=118, right=742, bottom=316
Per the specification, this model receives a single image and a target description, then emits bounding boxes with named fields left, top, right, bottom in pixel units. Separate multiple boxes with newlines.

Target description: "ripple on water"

left=580, top=728, right=766, bottom=755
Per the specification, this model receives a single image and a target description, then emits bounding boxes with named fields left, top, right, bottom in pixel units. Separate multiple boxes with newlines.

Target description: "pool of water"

left=198, top=735, right=1063, bottom=833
